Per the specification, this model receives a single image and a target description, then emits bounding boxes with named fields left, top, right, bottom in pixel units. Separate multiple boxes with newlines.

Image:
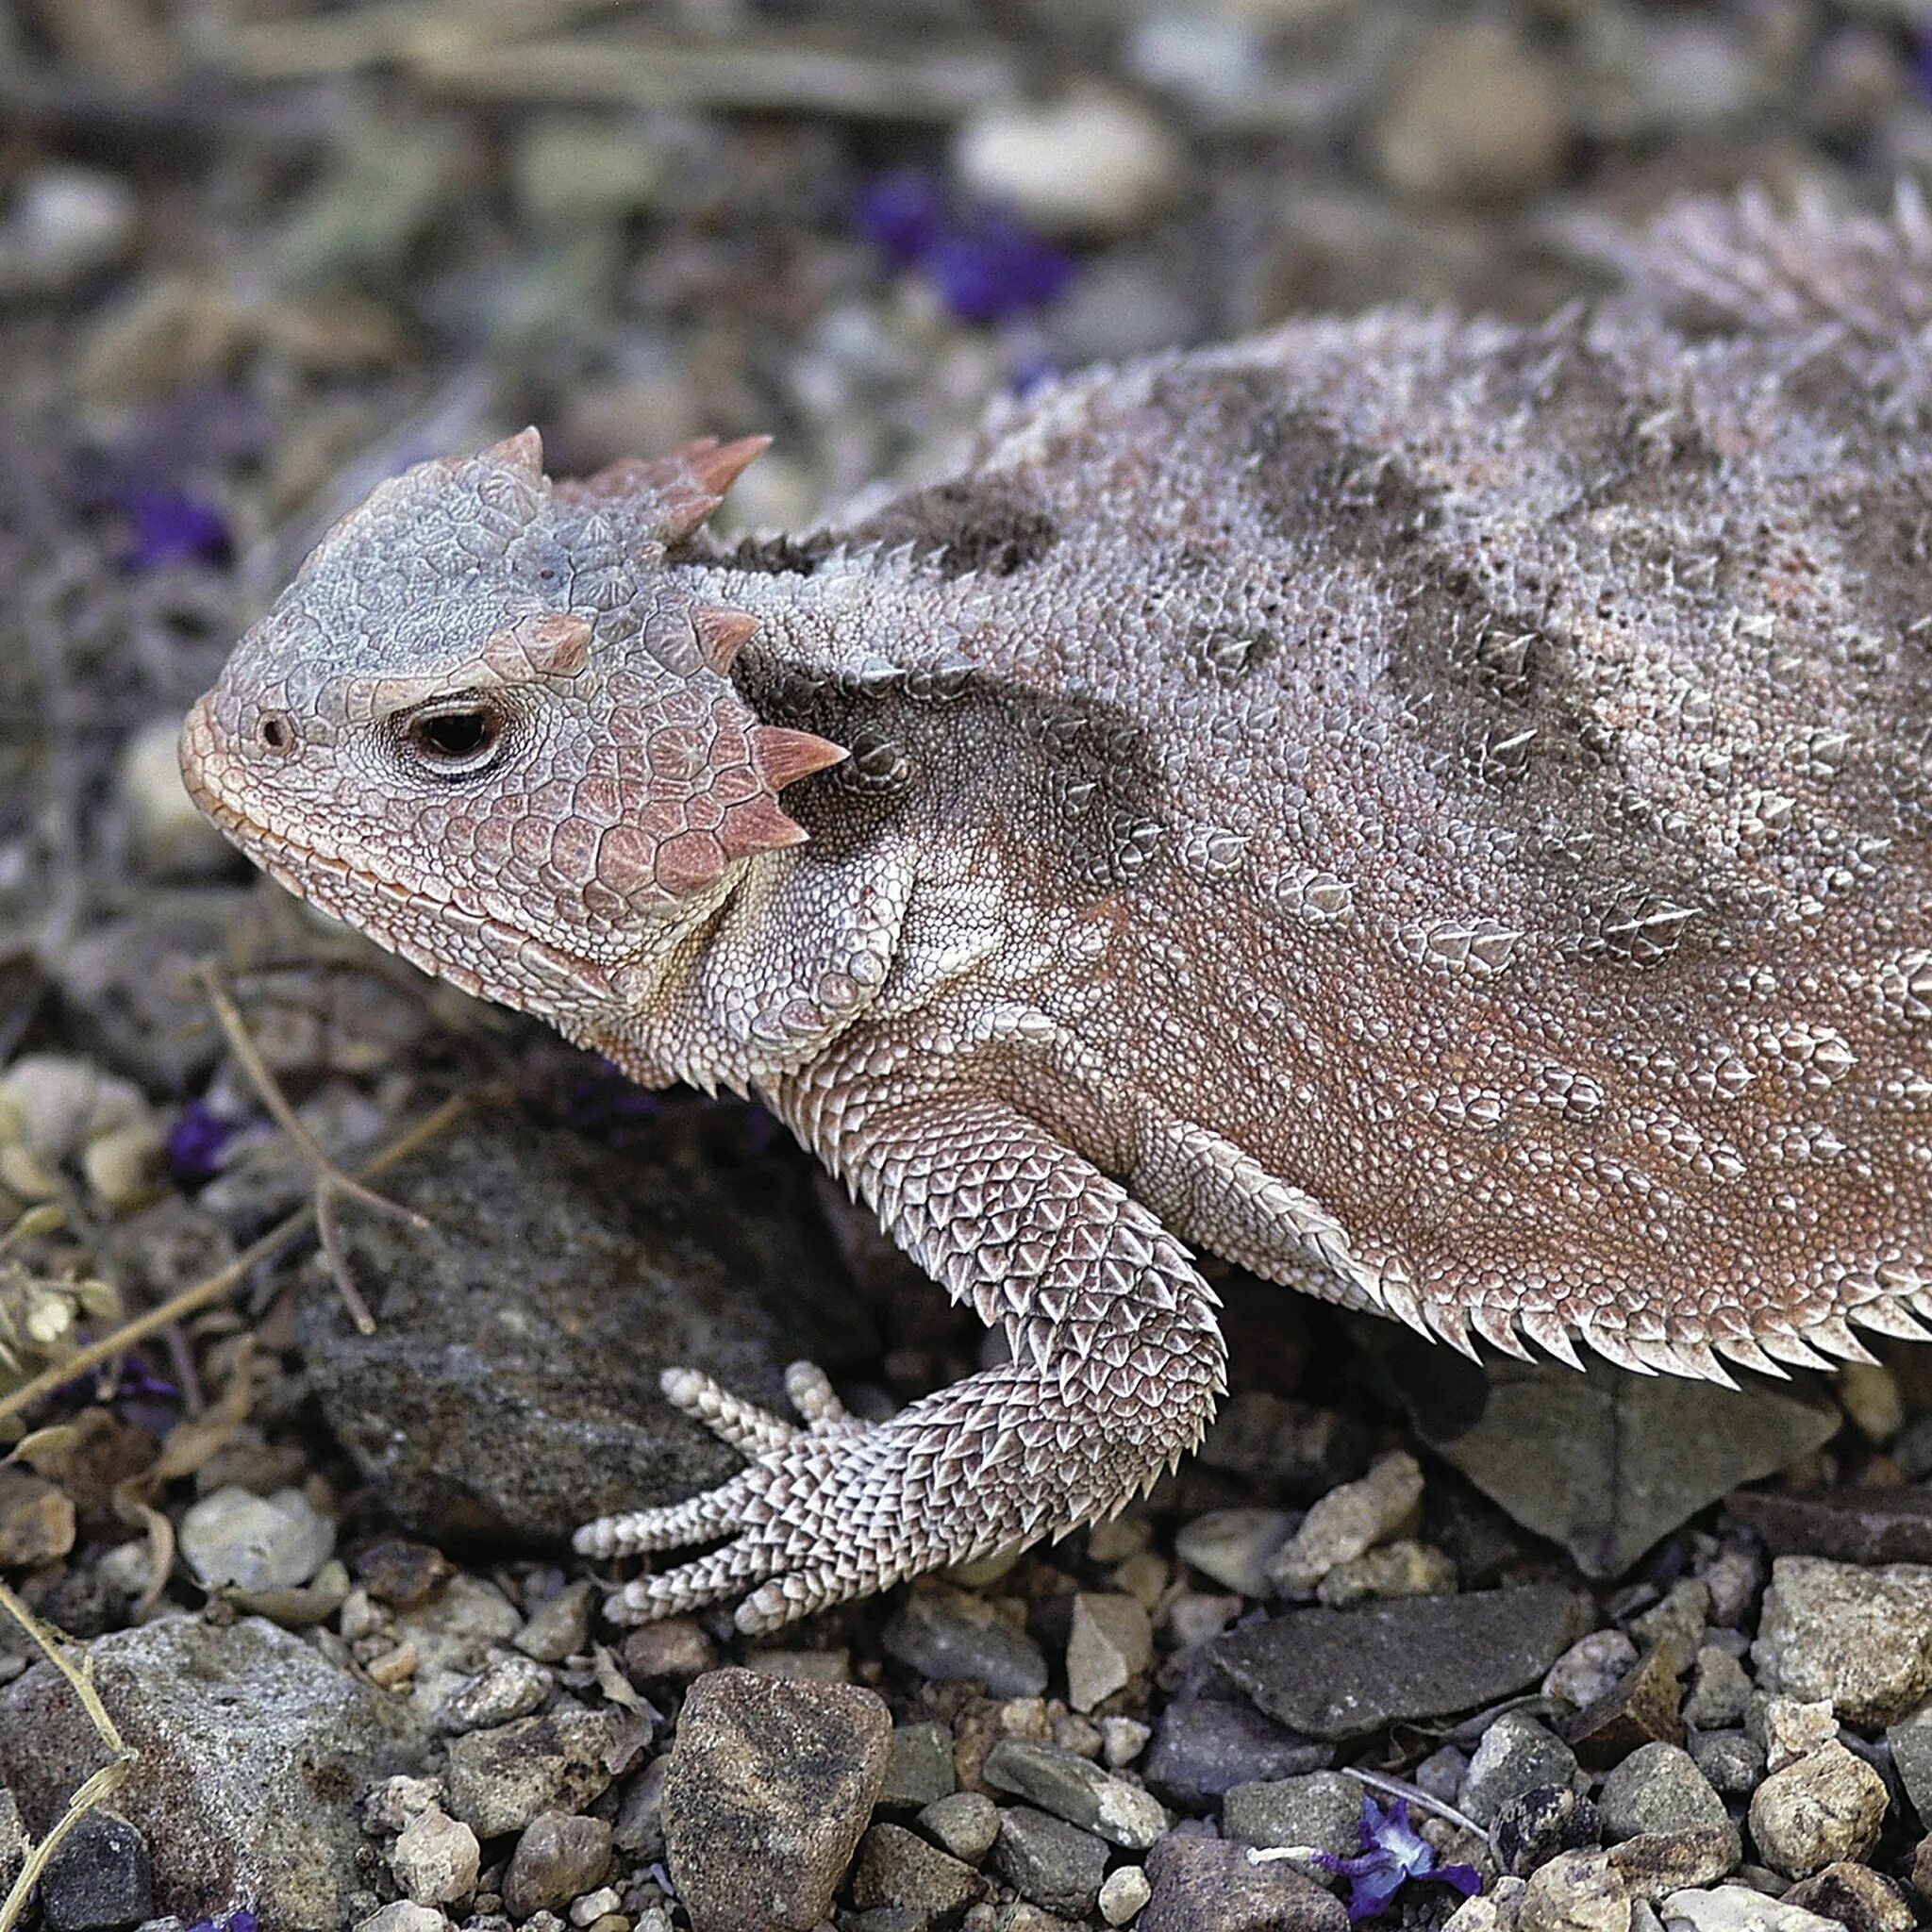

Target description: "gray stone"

left=1140, top=1832, right=1349, bottom=1932
left=1887, top=1716, right=1932, bottom=1824
left=42, top=1812, right=153, bottom=1932
left=877, top=1721, right=958, bottom=1813
left=1600, top=1745, right=1728, bottom=1844
left=1143, top=1695, right=1332, bottom=1808
left=1176, top=1509, right=1297, bottom=1598
left=1747, top=1741, right=1889, bottom=1879
left=919, top=1791, right=999, bottom=1865
left=1631, top=1583, right=1711, bottom=1678
left=850, top=1822, right=991, bottom=1924
left=514, top=1582, right=594, bottom=1665
left=444, top=1707, right=624, bottom=1840
left=301, top=1111, right=874, bottom=1541
left=177, top=1485, right=335, bottom=1591
left=1221, top=1769, right=1360, bottom=1881
left=661, top=1667, right=891, bottom=1932
left=1397, top=1357, right=1839, bottom=1581
left=502, top=1812, right=612, bottom=1921
left=0, top=1786, right=24, bottom=1894
left=990, top=1807, right=1110, bottom=1919
left=1687, top=1731, right=1764, bottom=1798
left=1724, top=1489, right=1932, bottom=1568
left=1463, top=1712, right=1580, bottom=1827
left=1212, top=1584, right=1594, bottom=1740
left=1683, top=1649, right=1754, bottom=1733
left=1492, top=1785, right=1599, bottom=1881
left=0, top=1615, right=427, bottom=1931
left=881, top=1588, right=1048, bottom=1697
left=1067, top=1593, right=1153, bottom=1713
left=1752, top=1559, right=1932, bottom=1729
left=982, top=1740, right=1168, bottom=1851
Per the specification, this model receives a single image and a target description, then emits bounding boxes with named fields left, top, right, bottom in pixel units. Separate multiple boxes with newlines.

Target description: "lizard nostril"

left=257, top=711, right=295, bottom=756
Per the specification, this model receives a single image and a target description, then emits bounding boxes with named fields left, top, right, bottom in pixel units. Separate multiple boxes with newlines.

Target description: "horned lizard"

left=182, top=195, right=1932, bottom=1629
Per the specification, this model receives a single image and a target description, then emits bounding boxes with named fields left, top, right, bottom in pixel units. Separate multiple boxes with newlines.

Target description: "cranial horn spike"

left=485, top=426, right=544, bottom=476
left=752, top=724, right=848, bottom=789
left=720, top=795, right=810, bottom=860
left=691, top=605, right=760, bottom=674
left=687, top=434, right=773, bottom=498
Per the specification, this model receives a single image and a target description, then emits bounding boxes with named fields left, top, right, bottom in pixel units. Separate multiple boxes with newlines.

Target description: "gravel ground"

left=5, top=4, right=1932, bottom=1931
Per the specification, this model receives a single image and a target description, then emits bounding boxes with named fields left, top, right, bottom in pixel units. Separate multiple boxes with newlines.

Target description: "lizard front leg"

left=575, top=1092, right=1227, bottom=1633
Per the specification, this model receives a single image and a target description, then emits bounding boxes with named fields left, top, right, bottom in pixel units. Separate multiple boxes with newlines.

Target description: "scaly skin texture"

left=183, top=195, right=1932, bottom=1629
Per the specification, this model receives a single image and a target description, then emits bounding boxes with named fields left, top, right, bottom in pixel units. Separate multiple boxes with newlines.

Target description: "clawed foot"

left=575, top=1360, right=908, bottom=1633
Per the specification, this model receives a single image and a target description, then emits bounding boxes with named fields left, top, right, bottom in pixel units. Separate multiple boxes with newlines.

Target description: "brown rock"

left=502, top=1812, right=612, bottom=1921
left=1566, top=1647, right=1683, bottom=1769
left=1781, top=1862, right=1917, bottom=1932
left=662, top=1667, right=891, bottom=1932
left=1604, top=1824, right=1740, bottom=1902
left=353, top=1539, right=455, bottom=1609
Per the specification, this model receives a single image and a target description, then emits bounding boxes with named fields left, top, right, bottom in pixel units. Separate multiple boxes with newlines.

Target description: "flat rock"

left=443, top=1706, right=625, bottom=1840
left=982, top=1739, right=1168, bottom=1851
left=1888, top=1718, right=1932, bottom=1825
left=990, top=1807, right=1110, bottom=1920
left=41, top=1811, right=153, bottom=1932
left=662, top=1666, right=891, bottom=1932
left=1662, top=1887, right=1840, bottom=1932
left=0, top=1613, right=429, bottom=1930
left=1142, top=1696, right=1333, bottom=1809
left=1210, top=1583, right=1594, bottom=1740
left=1392, top=1352, right=1838, bottom=1580
left=1140, top=1832, right=1349, bottom=1932
left=299, top=1108, right=874, bottom=1542
left=1726, top=1491, right=1932, bottom=1567
left=850, top=1822, right=991, bottom=1923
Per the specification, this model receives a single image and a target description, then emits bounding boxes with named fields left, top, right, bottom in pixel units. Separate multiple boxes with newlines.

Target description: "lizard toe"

left=574, top=1468, right=759, bottom=1557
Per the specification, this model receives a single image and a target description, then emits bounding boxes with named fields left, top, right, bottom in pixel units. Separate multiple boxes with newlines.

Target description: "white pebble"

left=954, top=87, right=1182, bottom=238
left=120, top=715, right=237, bottom=878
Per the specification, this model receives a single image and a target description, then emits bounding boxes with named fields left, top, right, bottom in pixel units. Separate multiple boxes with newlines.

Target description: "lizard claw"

left=573, top=1359, right=877, bottom=1626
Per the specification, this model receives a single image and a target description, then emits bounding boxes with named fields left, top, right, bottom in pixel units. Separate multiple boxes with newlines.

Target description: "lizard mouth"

left=179, top=710, right=615, bottom=1005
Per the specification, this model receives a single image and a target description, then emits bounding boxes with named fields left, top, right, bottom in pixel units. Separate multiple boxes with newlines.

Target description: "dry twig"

left=195, top=959, right=431, bottom=1334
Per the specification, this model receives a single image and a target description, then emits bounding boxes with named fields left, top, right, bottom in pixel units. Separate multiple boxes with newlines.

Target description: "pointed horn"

left=752, top=724, right=847, bottom=789
left=720, top=794, right=810, bottom=860
left=691, top=605, right=759, bottom=675
left=688, top=434, right=772, bottom=498
left=658, top=434, right=773, bottom=543
left=485, top=426, right=544, bottom=476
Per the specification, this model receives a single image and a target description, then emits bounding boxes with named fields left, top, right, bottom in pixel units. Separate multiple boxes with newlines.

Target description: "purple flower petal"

left=1433, top=1863, right=1483, bottom=1900
left=167, top=1098, right=248, bottom=1186
left=855, top=173, right=948, bottom=267
left=122, top=487, right=230, bottom=570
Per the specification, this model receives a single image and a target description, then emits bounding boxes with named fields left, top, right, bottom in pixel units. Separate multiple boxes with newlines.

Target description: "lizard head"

left=179, top=428, right=844, bottom=1020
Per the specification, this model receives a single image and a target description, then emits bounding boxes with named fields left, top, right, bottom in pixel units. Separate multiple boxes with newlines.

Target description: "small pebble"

left=1099, top=1862, right=1152, bottom=1926
left=1462, top=1712, right=1580, bottom=1827
left=119, top=716, right=236, bottom=878
left=920, top=1791, right=1001, bottom=1865
left=390, top=1807, right=480, bottom=1908
left=567, top=1888, right=622, bottom=1927
left=445, top=1655, right=553, bottom=1733
left=1174, top=1508, right=1296, bottom=1598
left=1547, top=1631, right=1641, bottom=1711
left=40, top=1811, right=152, bottom=1932
left=354, top=1907, right=449, bottom=1932
left=1374, top=21, right=1570, bottom=205
left=178, top=1484, right=336, bottom=1591
left=1267, top=1451, right=1423, bottom=1595
left=954, top=86, right=1182, bottom=239
left=1102, top=1717, right=1151, bottom=1769
left=502, top=1812, right=613, bottom=1922
left=515, top=1581, right=595, bottom=1664
left=1598, top=1743, right=1727, bottom=1842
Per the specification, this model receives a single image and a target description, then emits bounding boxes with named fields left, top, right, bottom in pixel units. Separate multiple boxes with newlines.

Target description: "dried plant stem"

left=0, top=1582, right=137, bottom=1932
left=1339, top=1765, right=1487, bottom=1840
left=0, top=1090, right=475, bottom=1430
left=196, top=960, right=430, bottom=1334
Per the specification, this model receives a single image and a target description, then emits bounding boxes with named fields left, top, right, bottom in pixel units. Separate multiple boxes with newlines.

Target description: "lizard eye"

left=401, top=701, right=507, bottom=776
